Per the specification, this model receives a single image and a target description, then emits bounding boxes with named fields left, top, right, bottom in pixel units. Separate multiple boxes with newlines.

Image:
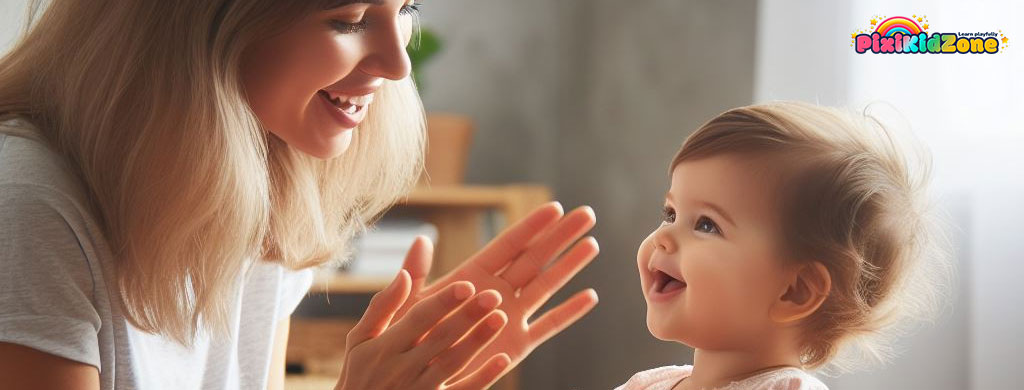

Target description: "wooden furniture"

left=286, top=185, right=552, bottom=390
left=420, top=114, right=475, bottom=186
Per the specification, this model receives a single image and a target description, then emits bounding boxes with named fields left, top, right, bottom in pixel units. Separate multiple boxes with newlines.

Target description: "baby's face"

left=637, top=154, right=792, bottom=350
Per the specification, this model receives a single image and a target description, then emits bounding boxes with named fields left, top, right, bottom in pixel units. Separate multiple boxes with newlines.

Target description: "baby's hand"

left=334, top=271, right=511, bottom=390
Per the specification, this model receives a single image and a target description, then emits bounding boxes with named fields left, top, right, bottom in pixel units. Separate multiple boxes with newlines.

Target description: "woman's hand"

left=396, top=202, right=600, bottom=383
left=334, top=270, right=512, bottom=390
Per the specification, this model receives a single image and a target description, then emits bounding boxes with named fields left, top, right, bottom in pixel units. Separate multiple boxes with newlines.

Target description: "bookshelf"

left=287, top=184, right=552, bottom=390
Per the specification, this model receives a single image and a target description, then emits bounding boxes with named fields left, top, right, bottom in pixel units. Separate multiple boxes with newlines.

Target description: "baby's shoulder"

left=614, top=365, right=692, bottom=390
left=729, top=367, right=828, bottom=390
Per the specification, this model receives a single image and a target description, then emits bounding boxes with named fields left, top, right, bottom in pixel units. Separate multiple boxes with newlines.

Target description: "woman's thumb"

left=346, top=269, right=411, bottom=345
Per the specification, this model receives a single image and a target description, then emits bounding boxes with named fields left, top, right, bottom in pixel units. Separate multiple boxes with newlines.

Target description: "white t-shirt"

left=615, top=365, right=828, bottom=390
left=0, top=119, right=314, bottom=389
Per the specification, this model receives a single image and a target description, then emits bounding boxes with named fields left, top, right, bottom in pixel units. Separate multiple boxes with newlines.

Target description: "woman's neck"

left=675, top=337, right=802, bottom=390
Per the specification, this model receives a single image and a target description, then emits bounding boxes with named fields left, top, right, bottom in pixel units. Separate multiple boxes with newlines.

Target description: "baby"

left=618, top=102, right=948, bottom=390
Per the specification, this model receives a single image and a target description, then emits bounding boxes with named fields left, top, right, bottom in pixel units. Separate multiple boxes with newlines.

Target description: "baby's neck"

left=677, top=342, right=802, bottom=390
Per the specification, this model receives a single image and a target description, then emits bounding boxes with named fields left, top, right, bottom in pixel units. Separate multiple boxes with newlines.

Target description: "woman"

left=0, top=0, right=599, bottom=389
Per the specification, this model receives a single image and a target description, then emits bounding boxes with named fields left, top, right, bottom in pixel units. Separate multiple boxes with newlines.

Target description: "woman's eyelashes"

left=329, top=2, right=421, bottom=34
left=661, top=205, right=722, bottom=236
left=400, top=2, right=422, bottom=16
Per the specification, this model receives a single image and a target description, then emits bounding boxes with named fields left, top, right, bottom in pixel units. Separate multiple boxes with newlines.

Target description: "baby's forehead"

left=668, top=153, right=790, bottom=218
left=670, top=153, right=790, bottom=191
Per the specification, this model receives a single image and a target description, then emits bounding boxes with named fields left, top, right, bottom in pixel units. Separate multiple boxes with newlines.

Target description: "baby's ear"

left=770, top=262, right=832, bottom=324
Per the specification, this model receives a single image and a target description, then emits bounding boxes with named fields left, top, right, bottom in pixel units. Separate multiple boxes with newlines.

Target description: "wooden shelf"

left=311, top=272, right=391, bottom=294
left=404, top=184, right=547, bottom=207
left=285, top=375, right=336, bottom=390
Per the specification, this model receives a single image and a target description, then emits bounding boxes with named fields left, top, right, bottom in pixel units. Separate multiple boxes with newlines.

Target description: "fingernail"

left=580, top=205, right=595, bottom=218
left=453, top=283, right=473, bottom=301
left=496, top=354, right=510, bottom=369
left=477, top=290, right=501, bottom=309
left=552, top=201, right=564, bottom=213
left=389, top=270, right=408, bottom=290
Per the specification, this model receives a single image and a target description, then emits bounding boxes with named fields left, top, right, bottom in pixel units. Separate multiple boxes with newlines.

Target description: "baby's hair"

left=671, top=101, right=952, bottom=371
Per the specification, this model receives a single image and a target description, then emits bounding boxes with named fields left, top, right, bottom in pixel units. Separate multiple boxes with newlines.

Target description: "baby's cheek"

left=637, top=233, right=655, bottom=267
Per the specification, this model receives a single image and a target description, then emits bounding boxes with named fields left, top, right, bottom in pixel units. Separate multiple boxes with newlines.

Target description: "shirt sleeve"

left=274, top=265, right=314, bottom=322
left=0, top=185, right=103, bottom=368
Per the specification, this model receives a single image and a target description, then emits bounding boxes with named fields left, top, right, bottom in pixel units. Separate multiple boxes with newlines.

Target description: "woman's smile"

left=316, top=87, right=376, bottom=130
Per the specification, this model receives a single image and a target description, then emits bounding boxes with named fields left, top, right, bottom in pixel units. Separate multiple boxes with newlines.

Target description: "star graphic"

left=870, top=18, right=877, bottom=25
left=923, top=24, right=929, bottom=30
left=917, top=17, right=923, bottom=22
left=1003, top=36, right=1009, bottom=43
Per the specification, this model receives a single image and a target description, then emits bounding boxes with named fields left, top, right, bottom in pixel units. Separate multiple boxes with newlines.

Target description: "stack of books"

left=344, top=218, right=438, bottom=277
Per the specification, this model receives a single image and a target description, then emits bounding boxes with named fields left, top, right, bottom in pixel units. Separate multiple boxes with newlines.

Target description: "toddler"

left=618, top=102, right=949, bottom=390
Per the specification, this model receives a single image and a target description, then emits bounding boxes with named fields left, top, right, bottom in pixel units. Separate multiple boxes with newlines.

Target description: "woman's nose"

left=358, top=19, right=412, bottom=81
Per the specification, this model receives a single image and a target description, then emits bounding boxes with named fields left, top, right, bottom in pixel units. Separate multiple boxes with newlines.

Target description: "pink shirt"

left=615, top=365, right=829, bottom=390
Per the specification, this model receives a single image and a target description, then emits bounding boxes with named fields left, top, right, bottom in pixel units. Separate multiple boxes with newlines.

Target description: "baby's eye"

left=694, top=216, right=720, bottom=235
left=661, top=206, right=676, bottom=224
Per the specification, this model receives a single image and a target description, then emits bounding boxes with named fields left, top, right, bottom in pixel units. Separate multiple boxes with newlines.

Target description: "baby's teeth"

left=344, top=105, right=358, bottom=114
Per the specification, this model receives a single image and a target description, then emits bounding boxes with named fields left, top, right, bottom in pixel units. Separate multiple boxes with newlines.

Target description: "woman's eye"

left=661, top=206, right=676, bottom=224
left=399, top=2, right=422, bottom=16
left=329, top=19, right=367, bottom=34
left=694, top=216, right=720, bottom=235
left=329, top=2, right=419, bottom=34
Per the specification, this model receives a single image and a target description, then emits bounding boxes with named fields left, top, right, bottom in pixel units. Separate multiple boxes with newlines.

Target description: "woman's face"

left=241, top=0, right=418, bottom=159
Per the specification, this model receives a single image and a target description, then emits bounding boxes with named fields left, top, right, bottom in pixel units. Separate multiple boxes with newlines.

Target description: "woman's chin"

left=298, top=131, right=353, bottom=160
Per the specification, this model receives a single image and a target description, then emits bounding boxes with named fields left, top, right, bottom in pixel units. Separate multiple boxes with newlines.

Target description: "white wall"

left=757, top=0, right=1024, bottom=389
left=0, top=0, right=29, bottom=53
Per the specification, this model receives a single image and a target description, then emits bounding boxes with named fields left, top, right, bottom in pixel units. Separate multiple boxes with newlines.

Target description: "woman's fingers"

left=401, top=235, right=434, bottom=298
left=527, top=289, right=599, bottom=346
left=386, top=281, right=477, bottom=350
left=417, top=310, right=508, bottom=387
left=407, top=290, right=502, bottom=361
left=499, top=206, right=595, bottom=288
left=470, top=202, right=564, bottom=273
left=520, top=236, right=599, bottom=314
left=444, top=353, right=512, bottom=390
left=346, top=269, right=412, bottom=345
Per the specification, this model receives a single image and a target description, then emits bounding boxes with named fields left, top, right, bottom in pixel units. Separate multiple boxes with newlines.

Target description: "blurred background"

left=3, top=0, right=1022, bottom=389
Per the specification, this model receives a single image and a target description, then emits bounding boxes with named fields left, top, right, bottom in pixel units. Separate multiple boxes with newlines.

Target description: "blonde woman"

left=0, top=1, right=600, bottom=389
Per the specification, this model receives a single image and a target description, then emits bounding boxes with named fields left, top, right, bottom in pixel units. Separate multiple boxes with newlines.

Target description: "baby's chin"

left=646, top=310, right=686, bottom=343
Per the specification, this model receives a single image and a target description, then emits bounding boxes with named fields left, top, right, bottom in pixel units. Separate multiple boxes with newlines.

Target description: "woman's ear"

left=770, top=262, right=832, bottom=324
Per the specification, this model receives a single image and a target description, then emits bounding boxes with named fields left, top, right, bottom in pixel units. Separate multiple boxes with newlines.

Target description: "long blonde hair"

left=0, top=0, right=425, bottom=345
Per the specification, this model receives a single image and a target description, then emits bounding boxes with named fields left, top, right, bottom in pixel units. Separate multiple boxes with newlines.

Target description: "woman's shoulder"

left=0, top=118, right=84, bottom=197
left=615, top=365, right=692, bottom=390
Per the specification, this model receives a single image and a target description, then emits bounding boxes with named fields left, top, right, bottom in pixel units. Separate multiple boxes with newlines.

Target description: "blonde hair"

left=672, top=101, right=951, bottom=371
left=0, top=0, right=425, bottom=345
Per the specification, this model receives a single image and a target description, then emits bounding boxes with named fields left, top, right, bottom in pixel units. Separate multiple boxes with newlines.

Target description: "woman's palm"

left=394, top=203, right=599, bottom=381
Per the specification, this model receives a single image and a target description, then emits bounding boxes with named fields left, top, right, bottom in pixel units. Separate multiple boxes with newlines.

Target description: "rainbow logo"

left=852, top=14, right=1009, bottom=54
left=874, top=16, right=924, bottom=37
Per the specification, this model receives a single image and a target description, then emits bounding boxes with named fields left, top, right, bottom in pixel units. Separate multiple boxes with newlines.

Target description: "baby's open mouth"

left=653, top=269, right=687, bottom=294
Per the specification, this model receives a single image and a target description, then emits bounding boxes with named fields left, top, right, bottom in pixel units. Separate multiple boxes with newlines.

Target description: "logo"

left=851, top=15, right=1009, bottom=54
